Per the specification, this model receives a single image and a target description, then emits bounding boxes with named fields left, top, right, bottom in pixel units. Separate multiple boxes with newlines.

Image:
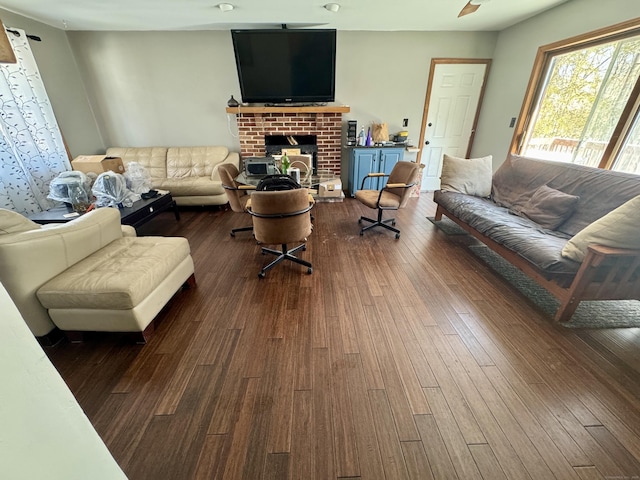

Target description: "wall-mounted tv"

left=231, top=29, right=336, bottom=105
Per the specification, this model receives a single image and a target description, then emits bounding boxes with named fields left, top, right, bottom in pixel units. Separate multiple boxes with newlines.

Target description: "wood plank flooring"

left=45, top=193, right=640, bottom=480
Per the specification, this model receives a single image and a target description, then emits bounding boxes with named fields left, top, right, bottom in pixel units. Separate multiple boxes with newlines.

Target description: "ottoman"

left=37, top=236, right=195, bottom=343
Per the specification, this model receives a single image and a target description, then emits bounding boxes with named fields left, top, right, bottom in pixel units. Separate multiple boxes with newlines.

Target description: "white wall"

left=472, top=0, right=640, bottom=168
left=0, top=9, right=103, bottom=158
left=66, top=30, right=497, bottom=154
left=0, top=282, right=126, bottom=480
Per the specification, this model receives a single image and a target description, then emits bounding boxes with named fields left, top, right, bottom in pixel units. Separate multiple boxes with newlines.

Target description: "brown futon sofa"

left=434, top=154, right=640, bottom=322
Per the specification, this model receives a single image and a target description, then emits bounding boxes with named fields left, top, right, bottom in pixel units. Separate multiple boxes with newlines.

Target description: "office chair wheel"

left=302, top=245, right=307, bottom=251
left=395, top=233, right=400, bottom=239
left=230, top=232, right=235, bottom=237
left=392, top=221, right=396, bottom=226
left=358, top=218, right=362, bottom=224
left=258, top=271, right=266, bottom=279
left=307, top=267, right=313, bottom=274
left=359, top=230, right=364, bottom=236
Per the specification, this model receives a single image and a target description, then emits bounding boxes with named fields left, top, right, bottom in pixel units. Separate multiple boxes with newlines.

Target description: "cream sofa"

left=106, top=146, right=240, bottom=206
left=0, top=207, right=195, bottom=343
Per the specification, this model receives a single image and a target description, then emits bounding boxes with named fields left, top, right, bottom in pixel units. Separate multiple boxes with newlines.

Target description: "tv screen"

left=231, top=29, right=336, bottom=104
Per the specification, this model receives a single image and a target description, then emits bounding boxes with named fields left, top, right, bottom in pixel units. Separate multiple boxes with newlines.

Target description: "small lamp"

left=324, top=3, right=340, bottom=13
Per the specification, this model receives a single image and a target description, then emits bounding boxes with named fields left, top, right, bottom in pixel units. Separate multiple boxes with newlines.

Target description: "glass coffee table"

left=235, top=171, right=344, bottom=202
left=28, top=191, right=180, bottom=229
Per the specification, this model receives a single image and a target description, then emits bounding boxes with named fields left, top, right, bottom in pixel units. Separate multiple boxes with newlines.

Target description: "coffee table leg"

left=172, top=201, right=180, bottom=221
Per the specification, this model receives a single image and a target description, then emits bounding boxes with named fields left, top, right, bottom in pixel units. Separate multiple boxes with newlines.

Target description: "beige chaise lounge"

left=0, top=207, right=195, bottom=344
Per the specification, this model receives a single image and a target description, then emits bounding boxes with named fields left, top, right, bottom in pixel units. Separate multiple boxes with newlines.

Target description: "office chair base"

left=258, top=243, right=313, bottom=278
left=358, top=213, right=401, bottom=239
left=230, top=225, right=253, bottom=237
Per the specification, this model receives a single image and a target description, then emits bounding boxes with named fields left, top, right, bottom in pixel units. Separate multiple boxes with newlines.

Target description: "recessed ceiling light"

left=324, top=3, right=340, bottom=13
left=218, top=3, right=234, bottom=12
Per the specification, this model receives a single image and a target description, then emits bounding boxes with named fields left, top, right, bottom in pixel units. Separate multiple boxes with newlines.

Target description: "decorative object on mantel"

left=0, top=20, right=17, bottom=64
left=227, top=95, right=239, bottom=107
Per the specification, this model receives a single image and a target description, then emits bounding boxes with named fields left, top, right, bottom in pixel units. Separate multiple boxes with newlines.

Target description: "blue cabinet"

left=348, top=147, right=404, bottom=197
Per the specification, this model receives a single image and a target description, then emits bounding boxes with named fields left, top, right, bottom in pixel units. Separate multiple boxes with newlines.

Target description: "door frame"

left=416, top=58, right=492, bottom=166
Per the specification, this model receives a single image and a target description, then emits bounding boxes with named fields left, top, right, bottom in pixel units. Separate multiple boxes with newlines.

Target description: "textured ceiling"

left=0, top=0, right=570, bottom=32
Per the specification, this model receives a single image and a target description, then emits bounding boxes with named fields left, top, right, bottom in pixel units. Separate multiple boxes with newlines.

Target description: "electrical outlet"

left=402, top=118, right=409, bottom=128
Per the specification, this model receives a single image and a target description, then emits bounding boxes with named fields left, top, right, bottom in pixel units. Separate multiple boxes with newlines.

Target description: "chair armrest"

left=121, top=225, right=137, bottom=237
left=361, top=173, right=389, bottom=190
left=238, top=184, right=256, bottom=190
left=386, top=183, right=407, bottom=188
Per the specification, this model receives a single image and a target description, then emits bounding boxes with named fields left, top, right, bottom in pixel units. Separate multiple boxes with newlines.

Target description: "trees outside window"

left=514, top=19, right=640, bottom=173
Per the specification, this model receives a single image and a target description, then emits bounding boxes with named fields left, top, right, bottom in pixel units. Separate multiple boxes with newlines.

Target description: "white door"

left=420, top=62, right=488, bottom=191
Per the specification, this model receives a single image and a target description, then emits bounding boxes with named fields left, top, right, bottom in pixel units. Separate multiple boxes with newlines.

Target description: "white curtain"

left=0, top=28, right=70, bottom=215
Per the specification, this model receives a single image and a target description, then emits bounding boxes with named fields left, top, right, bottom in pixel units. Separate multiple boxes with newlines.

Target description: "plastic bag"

left=48, top=171, right=92, bottom=204
left=124, top=162, right=153, bottom=194
left=372, top=123, right=389, bottom=143
left=92, top=171, right=140, bottom=208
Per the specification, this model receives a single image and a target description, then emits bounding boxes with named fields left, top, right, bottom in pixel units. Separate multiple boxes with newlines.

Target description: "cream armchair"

left=0, top=208, right=195, bottom=344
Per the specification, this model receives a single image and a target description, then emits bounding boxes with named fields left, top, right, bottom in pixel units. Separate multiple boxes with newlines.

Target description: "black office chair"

left=355, top=161, right=419, bottom=239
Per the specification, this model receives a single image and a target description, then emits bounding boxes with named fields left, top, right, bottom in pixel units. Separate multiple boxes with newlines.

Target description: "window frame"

left=510, top=17, right=640, bottom=170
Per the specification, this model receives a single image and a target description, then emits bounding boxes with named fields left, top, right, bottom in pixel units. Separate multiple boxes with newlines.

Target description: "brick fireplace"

left=226, top=105, right=350, bottom=175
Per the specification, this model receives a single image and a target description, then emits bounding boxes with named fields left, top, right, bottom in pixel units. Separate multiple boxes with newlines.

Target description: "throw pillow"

left=0, top=208, right=40, bottom=234
left=440, top=154, right=492, bottom=197
left=520, top=184, right=580, bottom=230
left=561, top=195, right=640, bottom=263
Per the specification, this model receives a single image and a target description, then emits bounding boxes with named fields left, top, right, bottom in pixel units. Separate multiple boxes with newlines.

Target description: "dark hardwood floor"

left=45, top=193, right=640, bottom=480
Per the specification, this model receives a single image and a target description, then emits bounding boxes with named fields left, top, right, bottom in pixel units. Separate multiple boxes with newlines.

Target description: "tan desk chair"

left=248, top=188, right=314, bottom=278
left=218, top=163, right=255, bottom=237
left=355, top=161, right=419, bottom=239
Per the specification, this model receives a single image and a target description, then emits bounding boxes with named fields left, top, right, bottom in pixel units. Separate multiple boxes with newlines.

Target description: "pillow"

left=0, top=209, right=40, bottom=234
left=561, top=195, right=640, bottom=263
left=520, top=184, right=580, bottom=230
left=440, top=154, right=492, bottom=197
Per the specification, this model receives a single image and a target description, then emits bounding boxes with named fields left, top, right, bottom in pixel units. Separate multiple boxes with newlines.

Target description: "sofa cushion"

left=166, top=146, right=229, bottom=179
left=156, top=177, right=225, bottom=196
left=492, top=155, right=640, bottom=236
left=0, top=209, right=40, bottom=234
left=561, top=195, right=640, bottom=262
left=440, top=154, right=492, bottom=197
left=37, top=236, right=191, bottom=310
left=106, top=147, right=168, bottom=180
left=519, top=185, right=580, bottom=230
left=434, top=190, right=578, bottom=278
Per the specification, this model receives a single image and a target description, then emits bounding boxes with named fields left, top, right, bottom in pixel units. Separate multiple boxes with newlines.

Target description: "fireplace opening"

left=265, top=135, right=318, bottom=172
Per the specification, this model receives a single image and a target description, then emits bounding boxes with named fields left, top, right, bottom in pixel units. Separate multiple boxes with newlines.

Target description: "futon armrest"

left=587, top=244, right=640, bottom=257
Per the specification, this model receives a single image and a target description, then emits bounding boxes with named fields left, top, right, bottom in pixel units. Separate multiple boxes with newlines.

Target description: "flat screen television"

left=231, top=29, right=336, bottom=104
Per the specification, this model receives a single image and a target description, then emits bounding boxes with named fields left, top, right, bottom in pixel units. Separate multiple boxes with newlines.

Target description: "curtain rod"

left=5, top=28, right=41, bottom=42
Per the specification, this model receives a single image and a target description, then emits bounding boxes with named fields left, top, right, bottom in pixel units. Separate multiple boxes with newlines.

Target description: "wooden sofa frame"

left=435, top=204, right=640, bottom=322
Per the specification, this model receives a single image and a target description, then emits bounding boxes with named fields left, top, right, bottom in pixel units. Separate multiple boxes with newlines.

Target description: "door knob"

left=428, top=122, right=433, bottom=127
left=425, top=141, right=430, bottom=145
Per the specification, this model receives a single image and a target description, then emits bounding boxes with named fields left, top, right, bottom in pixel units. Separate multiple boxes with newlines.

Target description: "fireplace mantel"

left=226, top=105, right=350, bottom=114
left=227, top=105, right=350, bottom=175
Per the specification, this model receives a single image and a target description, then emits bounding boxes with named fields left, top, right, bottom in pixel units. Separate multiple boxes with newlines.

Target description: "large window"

left=514, top=19, right=640, bottom=174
